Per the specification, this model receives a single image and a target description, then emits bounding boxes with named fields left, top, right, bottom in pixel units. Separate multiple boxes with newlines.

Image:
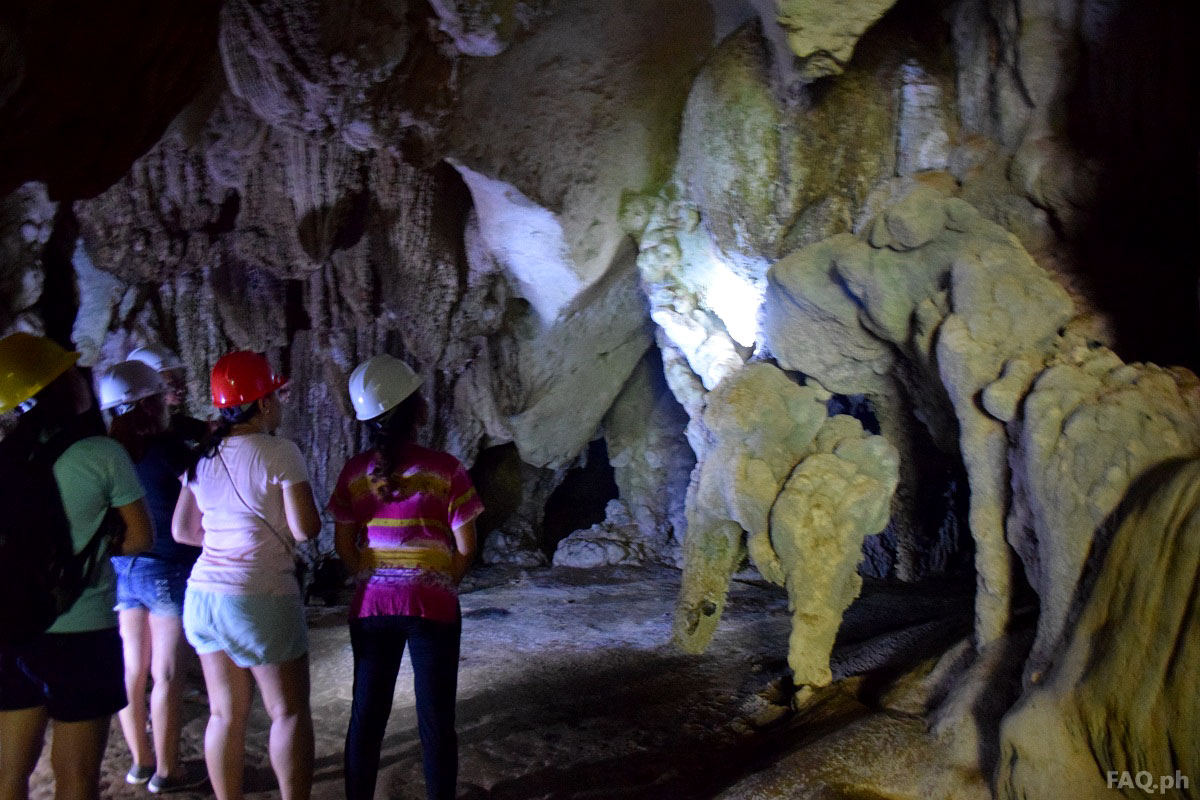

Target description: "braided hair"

left=365, top=392, right=425, bottom=501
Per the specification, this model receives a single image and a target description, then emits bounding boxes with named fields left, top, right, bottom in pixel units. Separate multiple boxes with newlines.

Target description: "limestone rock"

left=603, top=351, right=694, bottom=556
left=774, top=0, right=901, bottom=81
left=717, top=712, right=990, bottom=799
left=674, top=363, right=829, bottom=654
left=1009, top=344, right=1200, bottom=678
left=427, top=0, right=553, bottom=57
left=552, top=501, right=653, bottom=568
left=448, top=0, right=711, bottom=293
left=766, top=235, right=892, bottom=395
left=676, top=22, right=895, bottom=264
left=70, top=241, right=126, bottom=366
left=997, top=459, right=1200, bottom=800
left=770, top=415, right=899, bottom=686
left=504, top=257, right=653, bottom=469
left=767, top=187, right=1075, bottom=645
left=449, top=162, right=584, bottom=326
left=478, top=459, right=564, bottom=566
left=218, top=0, right=449, bottom=149
left=628, top=187, right=748, bottom=392
left=895, top=60, right=954, bottom=176
left=0, top=183, right=54, bottom=333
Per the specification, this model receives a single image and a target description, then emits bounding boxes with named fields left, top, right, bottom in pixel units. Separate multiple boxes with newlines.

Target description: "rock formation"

left=672, top=363, right=899, bottom=687
left=3, top=0, right=1199, bottom=795
left=997, top=459, right=1200, bottom=800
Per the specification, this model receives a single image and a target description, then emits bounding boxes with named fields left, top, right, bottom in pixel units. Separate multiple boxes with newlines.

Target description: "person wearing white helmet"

left=128, top=343, right=209, bottom=454
left=100, top=361, right=207, bottom=792
left=329, top=354, right=482, bottom=800
left=128, top=344, right=186, bottom=407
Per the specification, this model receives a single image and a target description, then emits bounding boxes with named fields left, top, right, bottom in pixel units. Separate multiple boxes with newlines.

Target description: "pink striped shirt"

left=329, top=443, right=483, bottom=623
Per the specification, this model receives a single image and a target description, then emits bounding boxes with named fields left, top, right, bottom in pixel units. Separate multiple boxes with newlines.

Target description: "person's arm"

left=334, top=521, right=364, bottom=575
left=115, top=498, right=153, bottom=555
left=450, top=520, right=477, bottom=585
left=172, top=485, right=204, bottom=546
left=283, top=481, right=322, bottom=541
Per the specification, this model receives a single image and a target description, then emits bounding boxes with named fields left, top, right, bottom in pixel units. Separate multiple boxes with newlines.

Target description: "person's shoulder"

left=408, top=443, right=463, bottom=473
left=64, top=435, right=128, bottom=461
left=247, top=433, right=297, bottom=454
left=57, top=436, right=136, bottom=480
left=337, top=449, right=377, bottom=479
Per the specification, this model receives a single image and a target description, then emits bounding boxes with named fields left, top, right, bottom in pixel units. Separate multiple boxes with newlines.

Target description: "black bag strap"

left=29, top=425, right=127, bottom=594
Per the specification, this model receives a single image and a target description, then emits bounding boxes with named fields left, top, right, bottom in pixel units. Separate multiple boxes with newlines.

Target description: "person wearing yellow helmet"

left=0, top=332, right=154, bottom=800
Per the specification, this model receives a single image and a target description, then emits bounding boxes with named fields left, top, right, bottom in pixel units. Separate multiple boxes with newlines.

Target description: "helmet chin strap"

left=365, top=405, right=399, bottom=433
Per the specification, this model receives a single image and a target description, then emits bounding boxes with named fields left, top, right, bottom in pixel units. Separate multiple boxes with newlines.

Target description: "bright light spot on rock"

left=680, top=230, right=765, bottom=348
left=451, top=160, right=584, bottom=325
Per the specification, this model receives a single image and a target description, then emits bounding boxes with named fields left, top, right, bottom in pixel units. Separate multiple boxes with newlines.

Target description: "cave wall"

left=3, top=0, right=1200, bottom=796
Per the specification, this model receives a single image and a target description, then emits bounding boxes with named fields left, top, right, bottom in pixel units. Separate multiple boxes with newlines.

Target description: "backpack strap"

left=31, top=426, right=127, bottom=586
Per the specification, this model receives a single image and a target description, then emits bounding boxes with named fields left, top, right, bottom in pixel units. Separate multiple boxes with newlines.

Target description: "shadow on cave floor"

left=35, top=566, right=973, bottom=800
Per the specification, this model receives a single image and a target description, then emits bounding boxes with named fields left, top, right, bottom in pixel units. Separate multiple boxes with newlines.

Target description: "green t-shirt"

left=48, top=436, right=145, bottom=633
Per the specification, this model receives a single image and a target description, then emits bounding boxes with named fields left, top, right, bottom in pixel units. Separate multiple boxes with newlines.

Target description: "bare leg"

left=117, top=608, right=153, bottom=772
left=148, top=614, right=187, bottom=779
left=0, top=707, right=48, bottom=800
left=49, top=716, right=110, bottom=800
left=199, top=652, right=253, bottom=800
left=251, top=656, right=313, bottom=800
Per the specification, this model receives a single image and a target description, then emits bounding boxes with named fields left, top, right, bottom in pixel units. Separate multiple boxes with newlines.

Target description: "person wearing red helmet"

left=171, top=351, right=321, bottom=800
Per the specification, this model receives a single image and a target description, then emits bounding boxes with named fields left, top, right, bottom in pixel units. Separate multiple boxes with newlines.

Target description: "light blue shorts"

left=183, top=589, right=309, bottom=668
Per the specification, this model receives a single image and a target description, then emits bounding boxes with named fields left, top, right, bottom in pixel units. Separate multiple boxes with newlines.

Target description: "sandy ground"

left=27, top=566, right=981, bottom=800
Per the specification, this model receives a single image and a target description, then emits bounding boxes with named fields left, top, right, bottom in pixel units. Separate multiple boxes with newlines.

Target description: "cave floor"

left=29, top=565, right=983, bottom=800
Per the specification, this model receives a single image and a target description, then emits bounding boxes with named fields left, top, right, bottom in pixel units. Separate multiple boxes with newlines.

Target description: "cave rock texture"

left=3, top=0, right=1200, bottom=796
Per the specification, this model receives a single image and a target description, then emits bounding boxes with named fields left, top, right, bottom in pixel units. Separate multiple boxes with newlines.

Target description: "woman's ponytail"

left=187, top=402, right=260, bottom=481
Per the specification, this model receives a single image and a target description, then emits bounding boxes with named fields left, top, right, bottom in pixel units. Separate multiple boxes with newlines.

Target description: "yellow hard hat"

left=0, top=332, right=80, bottom=414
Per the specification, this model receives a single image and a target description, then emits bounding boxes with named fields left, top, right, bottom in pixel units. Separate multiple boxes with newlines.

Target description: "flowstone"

left=770, top=415, right=899, bottom=686
left=766, top=187, right=1073, bottom=645
left=1008, top=340, right=1200, bottom=678
left=997, top=459, right=1200, bottom=800
left=673, top=363, right=898, bottom=686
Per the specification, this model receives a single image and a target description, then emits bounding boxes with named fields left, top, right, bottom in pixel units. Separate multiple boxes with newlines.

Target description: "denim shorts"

left=0, top=628, right=126, bottom=721
left=112, top=556, right=191, bottom=617
left=183, top=589, right=308, bottom=668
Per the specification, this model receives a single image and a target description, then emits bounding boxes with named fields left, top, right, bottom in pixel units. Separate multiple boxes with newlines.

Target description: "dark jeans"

left=345, top=614, right=461, bottom=800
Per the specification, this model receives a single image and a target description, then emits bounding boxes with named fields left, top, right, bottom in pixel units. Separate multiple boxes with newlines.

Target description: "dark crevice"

left=541, top=439, right=619, bottom=557
left=36, top=204, right=81, bottom=348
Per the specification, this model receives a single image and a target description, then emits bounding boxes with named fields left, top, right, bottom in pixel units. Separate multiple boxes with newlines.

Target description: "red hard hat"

left=210, top=351, right=287, bottom=408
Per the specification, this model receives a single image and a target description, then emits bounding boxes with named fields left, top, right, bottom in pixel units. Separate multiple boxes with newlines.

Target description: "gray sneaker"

left=125, top=765, right=154, bottom=785
left=147, top=765, right=208, bottom=794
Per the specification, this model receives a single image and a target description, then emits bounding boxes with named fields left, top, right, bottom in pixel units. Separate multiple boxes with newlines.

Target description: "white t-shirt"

left=186, top=434, right=310, bottom=596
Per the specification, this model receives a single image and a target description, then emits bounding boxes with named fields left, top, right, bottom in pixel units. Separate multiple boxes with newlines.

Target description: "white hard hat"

left=99, top=360, right=168, bottom=411
left=128, top=344, right=183, bottom=373
left=348, top=354, right=422, bottom=421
